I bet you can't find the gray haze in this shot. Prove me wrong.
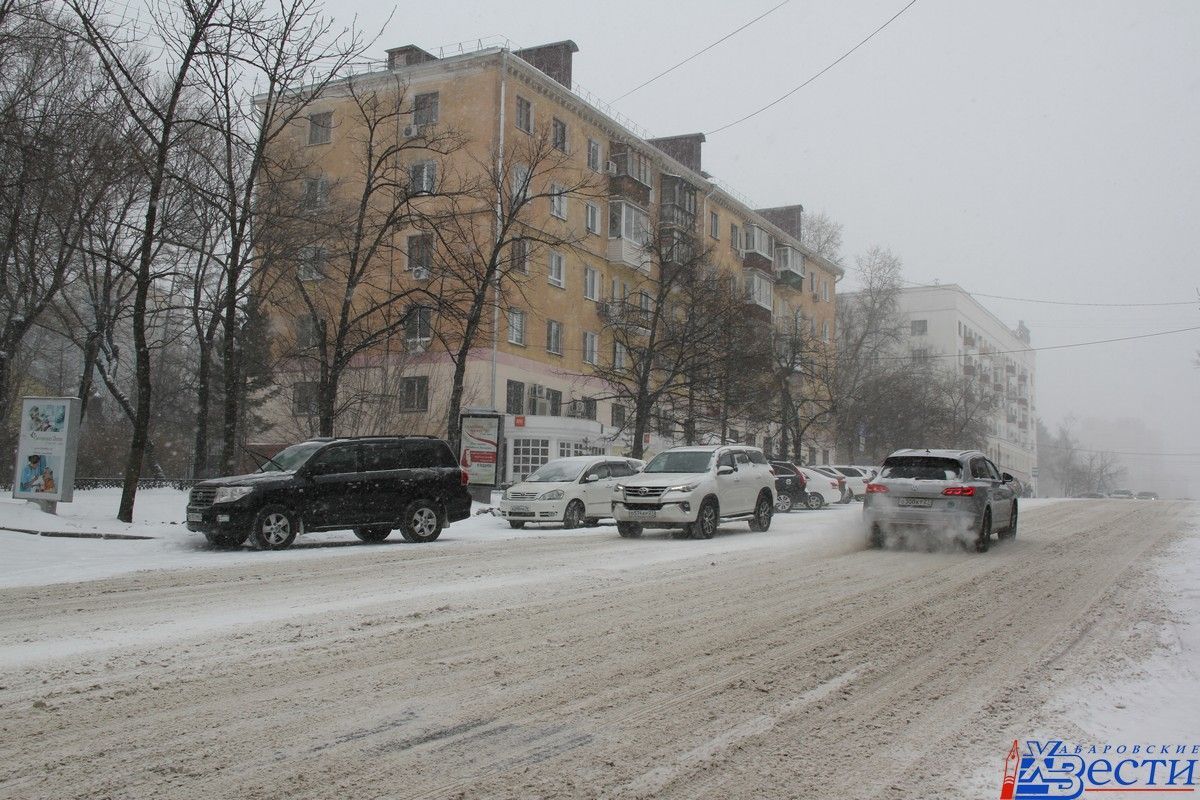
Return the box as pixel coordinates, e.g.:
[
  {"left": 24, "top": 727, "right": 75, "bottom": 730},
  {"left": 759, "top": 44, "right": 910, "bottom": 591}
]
[{"left": 335, "top": 0, "right": 1200, "bottom": 494}]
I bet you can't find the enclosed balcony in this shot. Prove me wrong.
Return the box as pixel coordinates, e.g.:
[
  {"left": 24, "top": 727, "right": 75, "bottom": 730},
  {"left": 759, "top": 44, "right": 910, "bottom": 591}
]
[
  {"left": 740, "top": 270, "right": 774, "bottom": 323},
  {"left": 607, "top": 144, "right": 652, "bottom": 206},
  {"left": 742, "top": 224, "right": 775, "bottom": 273},
  {"left": 775, "top": 245, "right": 805, "bottom": 288},
  {"left": 659, "top": 174, "right": 697, "bottom": 231},
  {"left": 607, "top": 200, "right": 651, "bottom": 271}
]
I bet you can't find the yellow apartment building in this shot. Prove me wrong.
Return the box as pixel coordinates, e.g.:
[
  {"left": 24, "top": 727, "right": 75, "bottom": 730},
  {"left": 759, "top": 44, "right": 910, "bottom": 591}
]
[{"left": 257, "top": 39, "right": 843, "bottom": 482}]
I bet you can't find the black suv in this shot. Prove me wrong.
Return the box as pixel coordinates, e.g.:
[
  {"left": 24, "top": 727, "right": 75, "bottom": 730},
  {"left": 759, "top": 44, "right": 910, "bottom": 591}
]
[{"left": 186, "top": 436, "right": 472, "bottom": 550}]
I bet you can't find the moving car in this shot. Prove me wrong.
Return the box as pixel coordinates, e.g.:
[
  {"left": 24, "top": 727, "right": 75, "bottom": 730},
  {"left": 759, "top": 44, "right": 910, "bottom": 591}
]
[
  {"left": 186, "top": 436, "right": 472, "bottom": 550},
  {"left": 862, "top": 448, "right": 1019, "bottom": 553},
  {"left": 797, "top": 466, "right": 842, "bottom": 508},
  {"left": 497, "top": 455, "right": 644, "bottom": 529},
  {"left": 770, "top": 460, "right": 807, "bottom": 512},
  {"left": 1136, "top": 491, "right": 1159, "bottom": 500},
  {"left": 1108, "top": 489, "right": 1135, "bottom": 499},
  {"left": 612, "top": 445, "right": 775, "bottom": 539}
]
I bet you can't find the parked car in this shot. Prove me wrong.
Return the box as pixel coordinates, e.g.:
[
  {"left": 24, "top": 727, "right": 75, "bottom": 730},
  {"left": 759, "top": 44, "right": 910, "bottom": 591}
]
[
  {"left": 809, "top": 466, "right": 849, "bottom": 503},
  {"left": 862, "top": 448, "right": 1019, "bottom": 553},
  {"left": 186, "top": 436, "right": 472, "bottom": 550},
  {"left": 770, "top": 460, "right": 807, "bottom": 512},
  {"left": 1108, "top": 489, "right": 1135, "bottom": 499},
  {"left": 797, "top": 466, "right": 842, "bottom": 508},
  {"left": 611, "top": 445, "right": 775, "bottom": 539},
  {"left": 497, "top": 455, "right": 644, "bottom": 529},
  {"left": 1075, "top": 492, "right": 1106, "bottom": 499},
  {"left": 828, "top": 465, "right": 872, "bottom": 501},
  {"left": 1135, "top": 491, "right": 1159, "bottom": 500}
]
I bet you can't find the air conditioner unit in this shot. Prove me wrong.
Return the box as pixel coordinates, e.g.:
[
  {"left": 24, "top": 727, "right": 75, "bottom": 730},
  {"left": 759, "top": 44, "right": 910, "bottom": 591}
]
[
  {"left": 604, "top": 160, "right": 618, "bottom": 175},
  {"left": 412, "top": 267, "right": 430, "bottom": 280},
  {"left": 402, "top": 124, "right": 420, "bottom": 138}
]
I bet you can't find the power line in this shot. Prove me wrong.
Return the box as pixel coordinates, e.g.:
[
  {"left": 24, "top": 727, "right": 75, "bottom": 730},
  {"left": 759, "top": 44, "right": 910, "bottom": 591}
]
[
  {"left": 1038, "top": 444, "right": 1200, "bottom": 458},
  {"left": 613, "top": 0, "right": 792, "bottom": 102},
  {"left": 877, "top": 323, "right": 1200, "bottom": 361},
  {"left": 953, "top": 287, "right": 1196, "bottom": 308},
  {"left": 708, "top": 0, "right": 920, "bottom": 135}
]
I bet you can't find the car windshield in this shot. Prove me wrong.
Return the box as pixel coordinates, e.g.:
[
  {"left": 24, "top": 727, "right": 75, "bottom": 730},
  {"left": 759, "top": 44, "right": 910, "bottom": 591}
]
[
  {"left": 257, "top": 441, "right": 325, "bottom": 472},
  {"left": 880, "top": 456, "right": 963, "bottom": 481},
  {"left": 644, "top": 451, "right": 713, "bottom": 473},
  {"left": 525, "top": 461, "right": 587, "bottom": 482}
]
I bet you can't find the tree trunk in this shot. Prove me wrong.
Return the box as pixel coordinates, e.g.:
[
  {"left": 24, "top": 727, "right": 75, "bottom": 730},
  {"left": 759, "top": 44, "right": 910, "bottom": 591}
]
[
  {"left": 77, "top": 330, "right": 100, "bottom": 418},
  {"left": 218, "top": 289, "right": 240, "bottom": 475},
  {"left": 445, "top": 353, "right": 469, "bottom": 455},
  {"left": 191, "top": 340, "right": 211, "bottom": 478}
]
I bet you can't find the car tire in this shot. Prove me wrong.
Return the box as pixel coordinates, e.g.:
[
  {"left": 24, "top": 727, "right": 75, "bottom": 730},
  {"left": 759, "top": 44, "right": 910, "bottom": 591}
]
[
  {"left": 749, "top": 491, "right": 773, "bottom": 532},
  {"left": 251, "top": 506, "right": 298, "bottom": 551},
  {"left": 509, "top": 520, "right": 526, "bottom": 530},
  {"left": 806, "top": 493, "right": 825, "bottom": 510},
  {"left": 204, "top": 531, "right": 248, "bottom": 549},
  {"left": 670, "top": 527, "right": 693, "bottom": 539},
  {"left": 399, "top": 499, "right": 442, "bottom": 543},
  {"left": 974, "top": 510, "right": 992, "bottom": 553},
  {"left": 775, "top": 492, "right": 793, "bottom": 513},
  {"left": 617, "top": 521, "right": 643, "bottom": 538},
  {"left": 353, "top": 526, "right": 391, "bottom": 543},
  {"left": 998, "top": 502, "right": 1018, "bottom": 540},
  {"left": 562, "top": 500, "right": 585, "bottom": 530},
  {"left": 693, "top": 499, "right": 719, "bottom": 539},
  {"left": 868, "top": 522, "right": 885, "bottom": 549}
]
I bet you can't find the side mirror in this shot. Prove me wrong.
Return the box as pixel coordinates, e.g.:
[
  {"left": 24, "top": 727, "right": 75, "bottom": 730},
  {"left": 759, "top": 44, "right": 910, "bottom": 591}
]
[
  {"left": 1002, "top": 472, "right": 1015, "bottom": 483},
  {"left": 717, "top": 465, "right": 734, "bottom": 476},
  {"left": 583, "top": 473, "right": 600, "bottom": 483}
]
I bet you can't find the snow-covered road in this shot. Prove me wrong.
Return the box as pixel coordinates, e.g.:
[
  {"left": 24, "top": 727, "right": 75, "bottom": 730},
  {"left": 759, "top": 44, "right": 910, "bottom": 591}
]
[{"left": 0, "top": 499, "right": 1195, "bottom": 799}]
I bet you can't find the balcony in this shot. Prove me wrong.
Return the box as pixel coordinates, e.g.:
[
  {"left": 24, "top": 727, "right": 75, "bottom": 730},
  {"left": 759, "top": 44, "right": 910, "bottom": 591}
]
[
  {"left": 607, "top": 200, "right": 651, "bottom": 271},
  {"left": 741, "top": 271, "right": 774, "bottom": 323},
  {"left": 607, "top": 146, "right": 652, "bottom": 206},
  {"left": 775, "top": 245, "right": 805, "bottom": 288},
  {"left": 659, "top": 175, "right": 697, "bottom": 231},
  {"left": 742, "top": 224, "right": 774, "bottom": 274}
]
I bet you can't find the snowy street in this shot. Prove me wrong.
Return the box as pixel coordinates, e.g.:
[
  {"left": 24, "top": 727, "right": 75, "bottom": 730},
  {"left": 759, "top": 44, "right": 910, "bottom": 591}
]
[{"left": 0, "top": 497, "right": 1196, "bottom": 799}]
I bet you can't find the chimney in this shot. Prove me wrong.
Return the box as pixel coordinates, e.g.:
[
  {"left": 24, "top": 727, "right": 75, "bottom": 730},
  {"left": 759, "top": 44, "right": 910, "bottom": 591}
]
[
  {"left": 756, "top": 204, "right": 805, "bottom": 241},
  {"left": 647, "top": 133, "right": 706, "bottom": 174},
  {"left": 386, "top": 45, "right": 437, "bottom": 70},
  {"left": 513, "top": 40, "right": 579, "bottom": 89}
]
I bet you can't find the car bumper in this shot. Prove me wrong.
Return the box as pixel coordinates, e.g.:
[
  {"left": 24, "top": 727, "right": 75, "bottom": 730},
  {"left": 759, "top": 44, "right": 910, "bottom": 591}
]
[
  {"left": 611, "top": 499, "right": 696, "bottom": 526},
  {"left": 185, "top": 504, "right": 257, "bottom": 534},
  {"left": 862, "top": 505, "right": 978, "bottom": 530},
  {"left": 497, "top": 498, "right": 568, "bottom": 522}
]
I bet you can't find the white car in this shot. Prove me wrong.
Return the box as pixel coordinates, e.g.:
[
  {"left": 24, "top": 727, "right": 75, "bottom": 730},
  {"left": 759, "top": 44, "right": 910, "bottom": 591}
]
[
  {"left": 498, "top": 456, "right": 644, "bottom": 529},
  {"left": 797, "top": 466, "right": 842, "bottom": 508},
  {"left": 815, "top": 464, "right": 871, "bottom": 502},
  {"left": 611, "top": 445, "right": 775, "bottom": 539}
]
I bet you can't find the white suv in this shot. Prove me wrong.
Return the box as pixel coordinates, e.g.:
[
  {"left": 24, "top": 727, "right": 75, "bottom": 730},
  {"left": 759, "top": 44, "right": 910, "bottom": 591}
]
[
  {"left": 611, "top": 445, "right": 776, "bottom": 539},
  {"left": 498, "top": 455, "right": 644, "bottom": 529}
]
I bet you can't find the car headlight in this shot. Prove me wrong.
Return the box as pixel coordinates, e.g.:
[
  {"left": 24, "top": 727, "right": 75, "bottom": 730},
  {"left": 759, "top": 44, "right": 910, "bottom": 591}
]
[
  {"left": 613, "top": 484, "right": 625, "bottom": 493},
  {"left": 538, "top": 489, "right": 564, "bottom": 501},
  {"left": 666, "top": 482, "right": 700, "bottom": 493},
  {"left": 214, "top": 486, "right": 254, "bottom": 504}
]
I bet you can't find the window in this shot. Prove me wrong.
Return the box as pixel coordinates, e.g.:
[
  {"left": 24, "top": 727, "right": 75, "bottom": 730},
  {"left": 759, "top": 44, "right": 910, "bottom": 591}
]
[
  {"left": 362, "top": 443, "right": 404, "bottom": 471},
  {"left": 809, "top": 271, "right": 817, "bottom": 293},
  {"left": 583, "top": 266, "right": 599, "bottom": 300},
  {"left": 507, "top": 308, "right": 525, "bottom": 345},
  {"left": 730, "top": 223, "right": 740, "bottom": 253},
  {"left": 552, "top": 118, "right": 567, "bottom": 152},
  {"left": 657, "top": 415, "right": 674, "bottom": 438},
  {"left": 307, "top": 111, "right": 332, "bottom": 145},
  {"left": 822, "top": 320, "right": 830, "bottom": 342},
  {"left": 511, "top": 238, "right": 529, "bottom": 273},
  {"left": 404, "top": 306, "right": 433, "bottom": 346},
  {"left": 399, "top": 376, "right": 428, "bottom": 412},
  {"left": 511, "top": 163, "right": 530, "bottom": 205},
  {"left": 511, "top": 438, "right": 549, "bottom": 482},
  {"left": 808, "top": 446, "right": 817, "bottom": 465},
  {"left": 710, "top": 210, "right": 719, "bottom": 239},
  {"left": 608, "top": 201, "right": 650, "bottom": 244},
  {"left": 546, "top": 388, "right": 562, "bottom": 416},
  {"left": 587, "top": 138, "right": 601, "bottom": 171},
  {"left": 307, "top": 444, "right": 357, "bottom": 475},
  {"left": 611, "top": 403, "right": 626, "bottom": 428},
  {"left": 822, "top": 280, "right": 830, "bottom": 302},
  {"left": 729, "top": 429, "right": 740, "bottom": 443},
  {"left": 548, "top": 251, "right": 564, "bottom": 287},
  {"left": 409, "top": 161, "right": 436, "bottom": 194},
  {"left": 407, "top": 234, "right": 433, "bottom": 275},
  {"left": 550, "top": 184, "right": 567, "bottom": 219},
  {"left": 302, "top": 176, "right": 329, "bottom": 210},
  {"left": 413, "top": 92, "right": 439, "bottom": 126},
  {"left": 911, "top": 319, "right": 928, "bottom": 336},
  {"left": 506, "top": 379, "right": 525, "bottom": 415},
  {"left": 613, "top": 341, "right": 627, "bottom": 369},
  {"left": 746, "top": 433, "right": 756, "bottom": 448},
  {"left": 298, "top": 246, "right": 325, "bottom": 281},
  {"left": 583, "top": 396, "right": 597, "bottom": 420},
  {"left": 746, "top": 271, "right": 773, "bottom": 309},
  {"left": 822, "top": 449, "right": 830, "bottom": 464},
  {"left": 617, "top": 149, "right": 651, "bottom": 186},
  {"left": 585, "top": 202, "right": 599, "bottom": 234},
  {"left": 515, "top": 96, "right": 532, "bottom": 133},
  {"left": 546, "top": 320, "right": 563, "bottom": 354},
  {"left": 582, "top": 331, "right": 598, "bottom": 364},
  {"left": 292, "top": 381, "right": 318, "bottom": 415},
  {"left": 295, "top": 314, "right": 321, "bottom": 349}
]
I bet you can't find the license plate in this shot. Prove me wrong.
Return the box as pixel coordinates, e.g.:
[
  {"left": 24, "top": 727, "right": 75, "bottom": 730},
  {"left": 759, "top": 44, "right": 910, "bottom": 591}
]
[
  {"left": 897, "top": 497, "right": 932, "bottom": 508},
  {"left": 187, "top": 512, "right": 203, "bottom": 522},
  {"left": 511, "top": 505, "right": 530, "bottom": 512},
  {"left": 629, "top": 509, "right": 657, "bottom": 520}
]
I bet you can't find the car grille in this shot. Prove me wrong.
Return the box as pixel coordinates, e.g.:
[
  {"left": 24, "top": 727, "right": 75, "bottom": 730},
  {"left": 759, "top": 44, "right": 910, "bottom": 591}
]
[
  {"left": 507, "top": 491, "right": 540, "bottom": 501},
  {"left": 189, "top": 487, "right": 216, "bottom": 507},
  {"left": 623, "top": 486, "right": 667, "bottom": 499}
]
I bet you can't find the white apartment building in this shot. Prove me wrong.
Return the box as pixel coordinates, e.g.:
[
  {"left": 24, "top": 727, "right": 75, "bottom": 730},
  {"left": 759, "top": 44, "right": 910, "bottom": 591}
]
[{"left": 896, "top": 284, "right": 1038, "bottom": 483}]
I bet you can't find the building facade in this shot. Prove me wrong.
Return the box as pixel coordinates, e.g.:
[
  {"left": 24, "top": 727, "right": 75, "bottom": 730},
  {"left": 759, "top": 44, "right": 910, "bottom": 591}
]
[
  {"left": 257, "top": 40, "right": 842, "bottom": 482},
  {"left": 894, "top": 285, "right": 1038, "bottom": 483}
]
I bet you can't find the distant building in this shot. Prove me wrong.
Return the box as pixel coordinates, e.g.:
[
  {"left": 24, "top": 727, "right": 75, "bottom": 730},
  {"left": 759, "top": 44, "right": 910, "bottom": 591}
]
[{"left": 895, "top": 284, "right": 1037, "bottom": 483}]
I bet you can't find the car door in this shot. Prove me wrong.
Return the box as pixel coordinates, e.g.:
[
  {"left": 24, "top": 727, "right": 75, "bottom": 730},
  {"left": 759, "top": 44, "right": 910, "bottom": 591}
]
[
  {"left": 361, "top": 442, "right": 405, "bottom": 525},
  {"left": 733, "top": 451, "right": 756, "bottom": 512},
  {"left": 302, "top": 444, "right": 366, "bottom": 529},
  {"left": 579, "top": 462, "right": 611, "bottom": 516},
  {"left": 985, "top": 458, "right": 1015, "bottom": 526},
  {"left": 715, "top": 450, "right": 742, "bottom": 515},
  {"left": 968, "top": 457, "right": 999, "bottom": 523}
]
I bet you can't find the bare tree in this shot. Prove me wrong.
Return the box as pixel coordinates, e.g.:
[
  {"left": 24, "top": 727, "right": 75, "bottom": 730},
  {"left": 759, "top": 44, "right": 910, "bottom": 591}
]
[{"left": 799, "top": 210, "right": 844, "bottom": 263}]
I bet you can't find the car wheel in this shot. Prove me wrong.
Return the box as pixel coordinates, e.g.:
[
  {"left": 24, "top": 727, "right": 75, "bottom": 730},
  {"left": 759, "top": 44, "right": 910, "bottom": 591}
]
[
  {"left": 399, "top": 499, "right": 442, "bottom": 543},
  {"left": 998, "top": 502, "right": 1018, "bottom": 540},
  {"left": 868, "top": 522, "right": 885, "bottom": 549},
  {"left": 775, "top": 492, "right": 793, "bottom": 513},
  {"left": 204, "top": 531, "right": 248, "bottom": 549},
  {"left": 509, "top": 520, "right": 526, "bottom": 530},
  {"left": 693, "top": 499, "right": 718, "bottom": 539},
  {"left": 749, "top": 492, "right": 773, "bottom": 532},
  {"left": 806, "top": 493, "right": 825, "bottom": 510},
  {"left": 251, "top": 506, "right": 298, "bottom": 551},
  {"left": 974, "top": 510, "right": 992, "bottom": 553},
  {"left": 617, "top": 521, "right": 643, "bottom": 538},
  {"left": 353, "top": 526, "right": 391, "bottom": 543},
  {"left": 671, "top": 527, "right": 693, "bottom": 539},
  {"left": 562, "top": 500, "right": 585, "bottom": 530}
]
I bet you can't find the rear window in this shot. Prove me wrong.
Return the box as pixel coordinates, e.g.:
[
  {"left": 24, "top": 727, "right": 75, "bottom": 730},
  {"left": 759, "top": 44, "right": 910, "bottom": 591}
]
[
  {"left": 400, "top": 440, "right": 456, "bottom": 468},
  {"left": 880, "top": 456, "right": 963, "bottom": 481},
  {"left": 836, "top": 467, "right": 863, "bottom": 477},
  {"left": 771, "top": 462, "right": 797, "bottom": 475},
  {"left": 747, "top": 450, "right": 768, "bottom": 465}
]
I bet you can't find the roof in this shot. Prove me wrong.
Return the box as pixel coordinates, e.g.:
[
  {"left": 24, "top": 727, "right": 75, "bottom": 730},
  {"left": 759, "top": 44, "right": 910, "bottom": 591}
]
[{"left": 885, "top": 448, "right": 984, "bottom": 460}]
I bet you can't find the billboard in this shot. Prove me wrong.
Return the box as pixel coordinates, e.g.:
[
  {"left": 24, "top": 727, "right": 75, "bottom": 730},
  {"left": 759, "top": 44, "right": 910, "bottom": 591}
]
[
  {"left": 13, "top": 397, "right": 82, "bottom": 503},
  {"left": 458, "top": 413, "right": 501, "bottom": 486}
]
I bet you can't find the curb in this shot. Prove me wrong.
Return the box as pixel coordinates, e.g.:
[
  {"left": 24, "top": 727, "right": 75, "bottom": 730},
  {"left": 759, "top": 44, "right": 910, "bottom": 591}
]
[{"left": 0, "top": 527, "right": 158, "bottom": 541}]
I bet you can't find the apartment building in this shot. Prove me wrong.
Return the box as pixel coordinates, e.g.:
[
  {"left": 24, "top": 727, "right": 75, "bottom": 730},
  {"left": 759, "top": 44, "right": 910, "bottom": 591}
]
[
  {"left": 895, "top": 285, "right": 1038, "bottom": 483},
  {"left": 259, "top": 39, "right": 842, "bottom": 482}
]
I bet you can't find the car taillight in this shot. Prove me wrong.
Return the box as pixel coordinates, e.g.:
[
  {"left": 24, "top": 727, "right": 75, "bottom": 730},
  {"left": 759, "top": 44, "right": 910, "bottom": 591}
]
[
  {"left": 460, "top": 468, "right": 469, "bottom": 486},
  {"left": 830, "top": 480, "right": 839, "bottom": 488},
  {"left": 942, "top": 486, "right": 975, "bottom": 496},
  {"left": 866, "top": 483, "right": 888, "bottom": 493},
  {"left": 769, "top": 466, "right": 777, "bottom": 475}
]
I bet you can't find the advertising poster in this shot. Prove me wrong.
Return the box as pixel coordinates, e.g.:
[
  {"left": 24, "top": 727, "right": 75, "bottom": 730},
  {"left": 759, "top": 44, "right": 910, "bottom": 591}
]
[
  {"left": 458, "top": 413, "right": 500, "bottom": 486},
  {"left": 13, "top": 397, "right": 82, "bottom": 502}
]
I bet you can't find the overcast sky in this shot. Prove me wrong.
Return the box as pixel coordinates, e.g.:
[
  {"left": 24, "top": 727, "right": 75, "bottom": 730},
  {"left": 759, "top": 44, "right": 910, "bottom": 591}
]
[{"left": 334, "top": 0, "right": 1200, "bottom": 492}]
